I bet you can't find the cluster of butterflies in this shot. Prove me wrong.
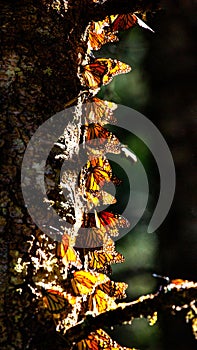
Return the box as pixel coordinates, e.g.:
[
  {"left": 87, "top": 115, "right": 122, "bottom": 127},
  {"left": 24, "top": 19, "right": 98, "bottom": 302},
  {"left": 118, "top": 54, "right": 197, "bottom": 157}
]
[
  {"left": 53, "top": 95, "right": 131, "bottom": 248},
  {"left": 79, "top": 12, "right": 154, "bottom": 93},
  {"left": 41, "top": 232, "right": 131, "bottom": 348},
  {"left": 41, "top": 94, "right": 132, "bottom": 347},
  {"left": 40, "top": 9, "right": 155, "bottom": 350}
]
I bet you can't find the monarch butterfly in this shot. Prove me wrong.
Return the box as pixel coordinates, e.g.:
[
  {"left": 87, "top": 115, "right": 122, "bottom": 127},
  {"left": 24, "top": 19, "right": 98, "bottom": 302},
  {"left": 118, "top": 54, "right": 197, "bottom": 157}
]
[
  {"left": 80, "top": 157, "right": 112, "bottom": 192},
  {"left": 88, "top": 249, "right": 125, "bottom": 271},
  {"left": 81, "top": 58, "right": 131, "bottom": 90},
  {"left": 80, "top": 157, "right": 120, "bottom": 196},
  {"left": 81, "top": 123, "right": 120, "bottom": 148},
  {"left": 80, "top": 123, "right": 122, "bottom": 156},
  {"left": 95, "top": 211, "right": 127, "bottom": 234},
  {"left": 87, "top": 280, "right": 128, "bottom": 315},
  {"left": 71, "top": 270, "right": 109, "bottom": 295},
  {"left": 56, "top": 234, "right": 82, "bottom": 269},
  {"left": 90, "top": 157, "right": 121, "bottom": 185},
  {"left": 84, "top": 97, "right": 117, "bottom": 125},
  {"left": 41, "top": 288, "right": 69, "bottom": 314},
  {"left": 110, "top": 13, "right": 154, "bottom": 33},
  {"left": 81, "top": 123, "right": 122, "bottom": 156},
  {"left": 88, "top": 21, "right": 118, "bottom": 51},
  {"left": 82, "top": 211, "right": 130, "bottom": 237},
  {"left": 75, "top": 328, "right": 133, "bottom": 350}
]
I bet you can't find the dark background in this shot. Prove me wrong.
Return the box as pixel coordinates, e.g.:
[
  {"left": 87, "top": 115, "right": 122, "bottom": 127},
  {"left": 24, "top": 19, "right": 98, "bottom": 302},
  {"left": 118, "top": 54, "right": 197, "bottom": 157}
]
[{"left": 97, "top": 1, "right": 196, "bottom": 349}]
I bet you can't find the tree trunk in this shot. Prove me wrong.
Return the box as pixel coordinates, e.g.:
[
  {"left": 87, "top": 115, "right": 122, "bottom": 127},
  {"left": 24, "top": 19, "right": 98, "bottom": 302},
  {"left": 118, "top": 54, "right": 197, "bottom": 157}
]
[{"left": 0, "top": 1, "right": 165, "bottom": 349}]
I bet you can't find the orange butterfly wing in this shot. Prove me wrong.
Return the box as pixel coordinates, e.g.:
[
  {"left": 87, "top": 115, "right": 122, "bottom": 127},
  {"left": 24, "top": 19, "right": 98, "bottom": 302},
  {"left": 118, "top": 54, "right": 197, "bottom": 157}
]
[
  {"left": 88, "top": 289, "right": 117, "bottom": 315},
  {"left": 82, "top": 211, "right": 130, "bottom": 237},
  {"left": 88, "top": 21, "right": 118, "bottom": 51},
  {"left": 79, "top": 157, "right": 117, "bottom": 201},
  {"left": 81, "top": 60, "right": 109, "bottom": 89},
  {"left": 83, "top": 124, "right": 112, "bottom": 144},
  {"left": 81, "top": 124, "right": 120, "bottom": 155},
  {"left": 56, "top": 234, "right": 82, "bottom": 269},
  {"left": 76, "top": 227, "right": 120, "bottom": 250},
  {"left": 76, "top": 328, "right": 133, "bottom": 350},
  {"left": 81, "top": 58, "right": 131, "bottom": 90},
  {"left": 170, "top": 279, "right": 189, "bottom": 285},
  {"left": 111, "top": 13, "right": 137, "bottom": 31},
  {"left": 42, "top": 288, "right": 69, "bottom": 314},
  {"left": 87, "top": 280, "right": 127, "bottom": 315},
  {"left": 86, "top": 190, "right": 116, "bottom": 206},
  {"left": 102, "top": 59, "right": 131, "bottom": 85},
  {"left": 75, "top": 227, "right": 107, "bottom": 249},
  {"left": 83, "top": 157, "right": 113, "bottom": 190},
  {"left": 71, "top": 270, "right": 109, "bottom": 295},
  {"left": 84, "top": 97, "right": 117, "bottom": 125},
  {"left": 98, "top": 211, "right": 129, "bottom": 228},
  {"left": 88, "top": 250, "right": 125, "bottom": 271},
  {"left": 111, "top": 13, "right": 154, "bottom": 33},
  {"left": 98, "top": 280, "right": 128, "bottom": 299}
]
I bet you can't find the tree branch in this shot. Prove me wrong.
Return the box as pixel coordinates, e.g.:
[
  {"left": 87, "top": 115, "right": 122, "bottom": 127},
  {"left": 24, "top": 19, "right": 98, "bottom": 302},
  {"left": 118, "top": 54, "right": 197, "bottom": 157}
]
[{"left": 65, "top": 282, "right": 197, "bottom": 345}]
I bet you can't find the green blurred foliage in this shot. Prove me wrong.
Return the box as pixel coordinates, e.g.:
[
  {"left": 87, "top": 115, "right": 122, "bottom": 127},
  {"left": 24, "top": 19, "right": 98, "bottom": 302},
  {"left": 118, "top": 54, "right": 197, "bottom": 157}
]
[{"left": 108, "top": 320, "right": 162, "bottom": 350}]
